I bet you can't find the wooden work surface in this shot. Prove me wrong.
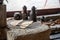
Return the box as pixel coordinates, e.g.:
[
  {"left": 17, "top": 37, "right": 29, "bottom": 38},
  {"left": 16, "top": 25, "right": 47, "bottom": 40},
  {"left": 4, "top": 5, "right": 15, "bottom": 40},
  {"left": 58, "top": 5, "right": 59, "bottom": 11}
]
[{"left": 7, "top": 17, "right": 50, "bottom": 40}]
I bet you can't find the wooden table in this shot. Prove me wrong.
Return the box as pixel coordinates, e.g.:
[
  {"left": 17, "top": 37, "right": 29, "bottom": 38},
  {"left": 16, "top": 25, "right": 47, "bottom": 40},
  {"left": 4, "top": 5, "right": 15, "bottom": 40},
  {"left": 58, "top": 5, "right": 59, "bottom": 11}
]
[{"left": 7, "top": 17, "right": 51, "bottom": 40}]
